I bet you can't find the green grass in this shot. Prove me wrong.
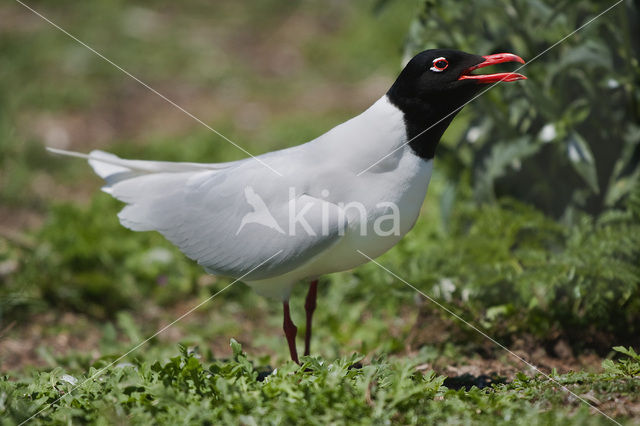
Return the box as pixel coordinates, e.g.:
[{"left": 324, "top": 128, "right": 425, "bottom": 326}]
[{"left": 2, "top": 343, "right": 639, "bottom": 425}]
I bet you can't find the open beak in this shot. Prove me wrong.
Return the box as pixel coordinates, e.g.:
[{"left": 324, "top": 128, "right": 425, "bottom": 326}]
[{"left": 458, "top": 53, "right": 527, "bottom": 83}]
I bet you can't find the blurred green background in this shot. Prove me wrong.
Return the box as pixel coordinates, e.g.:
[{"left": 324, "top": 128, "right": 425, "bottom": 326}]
[{"left": 1, "top": 0, "right": 638, "bottom": 378}]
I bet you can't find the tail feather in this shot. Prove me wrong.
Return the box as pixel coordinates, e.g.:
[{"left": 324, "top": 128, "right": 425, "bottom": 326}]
[
  {"left": 88, "top": 150, "right": 137, "bottom": 182},
  {"left": 46, "top": 147, "right": 238, "bottom": 231},
  {"left": 47, "top": 147, "right": 241, "bottom": 180}
]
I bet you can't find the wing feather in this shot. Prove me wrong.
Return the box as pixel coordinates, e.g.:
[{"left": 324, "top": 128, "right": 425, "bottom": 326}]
[{"left": 49, "top": 147, "right": 345, "bottom": 281}]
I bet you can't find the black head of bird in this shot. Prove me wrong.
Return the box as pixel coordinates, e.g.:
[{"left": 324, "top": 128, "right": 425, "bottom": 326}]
[{"left": 387, "top": 49, "right": 526, "bottom": 159}]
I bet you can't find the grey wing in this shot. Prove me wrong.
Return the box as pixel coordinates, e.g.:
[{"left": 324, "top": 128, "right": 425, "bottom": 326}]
[{"left": 108, "top": 166, "right": 347, "bottom": 281}]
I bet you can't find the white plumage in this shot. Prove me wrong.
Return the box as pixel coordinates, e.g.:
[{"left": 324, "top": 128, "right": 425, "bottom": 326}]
[{"left": 49, "top": 96, "right": 432, "bottom": 300}]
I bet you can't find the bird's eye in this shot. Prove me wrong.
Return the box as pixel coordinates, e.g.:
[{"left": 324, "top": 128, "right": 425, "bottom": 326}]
[{"left": 430, "top": 57, "right": 448, "bottom": 72}]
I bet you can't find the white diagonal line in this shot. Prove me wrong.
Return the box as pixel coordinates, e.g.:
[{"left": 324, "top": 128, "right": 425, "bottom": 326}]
[
  {"left": 15, "top": 0, "right": 283, "bottom": 177},
  {"left": 356, "top": 250, "right": 621, "bottom": 425},
  {"left": 357, "top": 0, "right": 624, "bottom": 176},
  {"left": 19, "top": 249, "right": 284, "bottom": 426}
]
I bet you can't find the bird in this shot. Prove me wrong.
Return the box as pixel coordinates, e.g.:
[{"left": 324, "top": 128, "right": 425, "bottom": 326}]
[{"left": 48, "top": 49, "right": 526, "bottom": 363}]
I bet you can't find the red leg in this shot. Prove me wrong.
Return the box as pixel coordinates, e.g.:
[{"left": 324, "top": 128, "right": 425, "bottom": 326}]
[
  {"left": 282, "top": 301, "right": 299, "bottom": 364},
  {"left": 304, "top": 279, "right": 318, "bottom": 356}
]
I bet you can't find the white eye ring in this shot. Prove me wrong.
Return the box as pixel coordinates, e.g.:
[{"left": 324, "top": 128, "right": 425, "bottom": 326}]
[{"left": 430, "top": 57, "right": 448, "bottom": 72}]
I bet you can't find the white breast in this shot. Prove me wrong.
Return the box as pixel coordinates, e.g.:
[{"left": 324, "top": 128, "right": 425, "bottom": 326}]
[
  {"left": 246, "top": 97, "right": 434, "bottom": 299},
  {"left": 302, "top": 151, "right": 432, "bottom": 276}
]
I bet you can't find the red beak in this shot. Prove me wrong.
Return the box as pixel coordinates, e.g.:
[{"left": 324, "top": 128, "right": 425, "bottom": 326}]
[{"left": 458, "top": 53, "right": 527, "bottom": 83}]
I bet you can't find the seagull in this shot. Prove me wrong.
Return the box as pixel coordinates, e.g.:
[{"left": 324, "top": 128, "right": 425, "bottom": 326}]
[{"left": 48, "top": 49, "right": 525, "bottom": 363}]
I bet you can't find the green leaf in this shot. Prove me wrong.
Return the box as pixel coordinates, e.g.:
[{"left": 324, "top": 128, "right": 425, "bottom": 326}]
[
  {"left": 230, "top": 338, "right": 243, "bottom": 359},
  {"left": 613, "top": 346, "right": 640, "bottom": 361},
  {"left": 566, "top": 132, "right": 599, "bottom": 194},
  {"left": 606, "top": 124, "right": 640, "bottom": 205},
  {"left": 476, "top": 137, "right": 541, "bottom": 200}
]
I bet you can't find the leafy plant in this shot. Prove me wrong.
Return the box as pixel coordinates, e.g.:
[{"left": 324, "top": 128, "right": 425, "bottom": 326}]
[
  {"left": 3, "top": 342, "right": 638, "bottom": 425},
  {"left": 0, "top": 342, "right": 446, "bottom": 425},
  {"left": 602, "top": 346, "right": 640, "bottom": 377}
]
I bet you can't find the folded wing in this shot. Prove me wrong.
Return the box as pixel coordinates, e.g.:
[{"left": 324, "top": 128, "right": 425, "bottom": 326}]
[{"left": 49, "top": 148, "right": 346, "bottom": 281}]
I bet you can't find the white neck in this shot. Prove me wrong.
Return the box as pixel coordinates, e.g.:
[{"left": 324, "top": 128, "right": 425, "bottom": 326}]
[{"left": 311, "top": 95, "right": 409, "bottom": 162}]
